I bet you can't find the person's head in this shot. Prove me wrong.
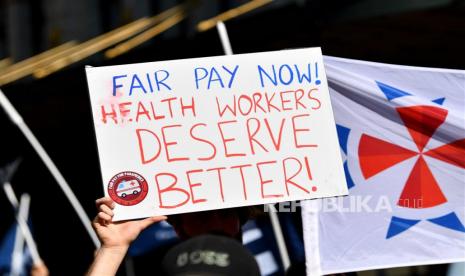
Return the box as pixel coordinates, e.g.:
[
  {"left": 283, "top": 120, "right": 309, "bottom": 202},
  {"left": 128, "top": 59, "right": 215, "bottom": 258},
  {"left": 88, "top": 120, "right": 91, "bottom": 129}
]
[
  {"left": 162, "top": 234, "right": 260, "bottom": 276},
  {"left": 167, "top": 207, "right": 260, "bottom": 241}
]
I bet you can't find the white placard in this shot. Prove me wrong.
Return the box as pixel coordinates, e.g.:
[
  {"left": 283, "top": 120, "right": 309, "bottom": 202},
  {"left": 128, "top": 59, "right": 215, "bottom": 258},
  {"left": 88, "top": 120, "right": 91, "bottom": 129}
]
[{"left": 85, "top": 48, "right": 348, "bottom": 221}]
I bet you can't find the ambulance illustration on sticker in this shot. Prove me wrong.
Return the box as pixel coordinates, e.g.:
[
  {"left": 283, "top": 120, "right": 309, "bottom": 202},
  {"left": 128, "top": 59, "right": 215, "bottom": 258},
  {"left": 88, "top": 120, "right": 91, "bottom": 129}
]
[{"left": 108, "top": 171, "right": 148, "bottom": 206}]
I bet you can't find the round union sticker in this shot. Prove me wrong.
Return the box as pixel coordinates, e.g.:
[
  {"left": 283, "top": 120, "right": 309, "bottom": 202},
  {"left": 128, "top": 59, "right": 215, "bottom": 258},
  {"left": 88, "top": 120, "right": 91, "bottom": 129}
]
[{"left": 108, "top": 171, "right": 148, "bottom": 206}]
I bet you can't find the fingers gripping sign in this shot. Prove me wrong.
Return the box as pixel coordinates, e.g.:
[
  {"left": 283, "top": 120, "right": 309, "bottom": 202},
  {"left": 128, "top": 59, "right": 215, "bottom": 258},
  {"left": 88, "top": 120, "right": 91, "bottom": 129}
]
[{"left": 92, "top": 197, "right": 167, "bottom": 248}]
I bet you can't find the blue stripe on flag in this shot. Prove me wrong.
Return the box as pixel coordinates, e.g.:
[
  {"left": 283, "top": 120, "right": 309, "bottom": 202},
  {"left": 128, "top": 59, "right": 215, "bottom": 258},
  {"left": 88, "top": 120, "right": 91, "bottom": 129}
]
[
  {"left": 376, "top": 81, "right": 411, "bottom": 101},
  {"left": 432, "top": 97, "right": 446, "bottom": 105},
  {"left": 386, "top": 216, "right": 421, "bottom": 239},
  {"left": 343, "top": 161, "right": 355, "bottom": 189},
  {"left": 336, "top": 124, "right": 350, "bottom": 155},
  {"left": 428, "top": 212, "right": 465, "bottom": 233}
]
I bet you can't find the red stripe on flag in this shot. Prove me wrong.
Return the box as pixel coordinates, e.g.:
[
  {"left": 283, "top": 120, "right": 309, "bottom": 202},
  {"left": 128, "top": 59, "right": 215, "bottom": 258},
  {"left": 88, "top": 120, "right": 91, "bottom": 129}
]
[
  {"left": 359, "top": 134, "right": 417, "bottom": 179},
  {"left": 396, "top": 105, "right": 448, "bottom": 152},
  {"left": 425, "top": 139, "right": 465, "bottom": 169},
  {"left": 398, "top": 156, "right": 447, "bottom": 208}
]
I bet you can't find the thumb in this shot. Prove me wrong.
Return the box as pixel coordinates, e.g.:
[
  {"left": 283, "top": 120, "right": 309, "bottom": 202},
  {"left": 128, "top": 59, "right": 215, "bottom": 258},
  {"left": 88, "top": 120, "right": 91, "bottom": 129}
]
[{"left": 137, "top": 216, "right": 167, "bottom": 230}]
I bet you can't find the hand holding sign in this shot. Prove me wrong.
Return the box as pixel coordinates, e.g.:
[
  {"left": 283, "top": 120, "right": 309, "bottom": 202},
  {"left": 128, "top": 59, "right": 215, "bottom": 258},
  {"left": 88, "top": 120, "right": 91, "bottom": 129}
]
[
  {"left": 88, "top": 197, "right": 166, "bottom": 276},
  {"left": 93, "top": 197, "right": 167, "bottom": 248},
  {"left": 86, "top": 48, "right": 348, "bottom": 221}
]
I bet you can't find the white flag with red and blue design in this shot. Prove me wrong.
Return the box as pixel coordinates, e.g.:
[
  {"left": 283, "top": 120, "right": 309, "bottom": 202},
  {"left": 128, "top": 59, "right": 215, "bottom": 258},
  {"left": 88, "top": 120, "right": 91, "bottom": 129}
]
[{"left": 302, "top": 56, "right": 465, "bottom": 275}]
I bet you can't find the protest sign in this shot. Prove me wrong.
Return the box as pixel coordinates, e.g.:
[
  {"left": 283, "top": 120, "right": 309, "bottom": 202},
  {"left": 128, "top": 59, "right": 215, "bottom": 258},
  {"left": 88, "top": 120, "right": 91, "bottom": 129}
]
[{"left": 85, "top": 48, "right": 348, "bottom": 221}]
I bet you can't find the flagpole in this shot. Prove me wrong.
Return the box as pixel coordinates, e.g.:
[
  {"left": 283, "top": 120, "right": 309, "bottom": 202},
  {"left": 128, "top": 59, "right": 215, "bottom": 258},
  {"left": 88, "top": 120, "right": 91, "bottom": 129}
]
[
  {"left": 215, "top": 21, "right": 291, "bottom": 271},
  {"left": 216, "top": 22, "right": 233, "bottom": 56},
  {"left": 11, "top": 193, "right": 30, "bottom": 276},
  {"left": 2, "top": 183, "right": 41, "bottom": 265},
  {"left": 0, "top": 89, "right": 100, "bottom": 248}
]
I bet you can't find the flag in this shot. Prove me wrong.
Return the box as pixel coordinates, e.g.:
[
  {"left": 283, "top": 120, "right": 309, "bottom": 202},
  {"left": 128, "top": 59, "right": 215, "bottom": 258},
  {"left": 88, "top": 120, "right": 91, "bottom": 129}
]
[
  {"left": 303, "top": 56, "right": 465, "bottom": 274},
  {"left": 0, "top": 159, "right": 21, "bottom": 184},
  {"left": 279, "top": 212, "right": 305, "bottom": 265},
  {"left": 243, "top": 218, "right": 284, "bottom": 276},
  {"left": 0, "top": 222, "right": 32, "bottom": 276},
  {"left": 128, "top": 220, "right": 178, "bottom": 256}
]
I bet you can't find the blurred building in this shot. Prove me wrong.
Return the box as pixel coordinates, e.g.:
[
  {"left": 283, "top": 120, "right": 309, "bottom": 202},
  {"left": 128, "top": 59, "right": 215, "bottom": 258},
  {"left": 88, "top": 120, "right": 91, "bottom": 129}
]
[{"left": 1, "top": 0, "right": 462, "bottom": 62}]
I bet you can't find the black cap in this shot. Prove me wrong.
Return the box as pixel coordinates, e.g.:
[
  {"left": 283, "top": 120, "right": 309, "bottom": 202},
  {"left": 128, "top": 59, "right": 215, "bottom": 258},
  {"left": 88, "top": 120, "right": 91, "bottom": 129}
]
[{"left": 162, "top": 234, "right": 261, "bottom": 276}]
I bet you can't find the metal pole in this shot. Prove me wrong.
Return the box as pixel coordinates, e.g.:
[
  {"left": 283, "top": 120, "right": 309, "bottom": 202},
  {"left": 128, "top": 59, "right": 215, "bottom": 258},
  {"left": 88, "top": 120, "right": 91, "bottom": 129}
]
[
  {"left": 216, "top": 22, "right": 233, "bottom": 56},
  {"left": 268, "top": 207, "right": 291, "bottom": 269},
  {"left": 2, "top": 184, "right": 41, "bottom": 265},
  {"left": 0, "top": 89, "right": 100, "bottom": 248},
  {"left": 11, "top": 193, "right": 31, "bottom": 276},
  {"left": 215, "top": 21, "right": 291, "bottom": 271}
]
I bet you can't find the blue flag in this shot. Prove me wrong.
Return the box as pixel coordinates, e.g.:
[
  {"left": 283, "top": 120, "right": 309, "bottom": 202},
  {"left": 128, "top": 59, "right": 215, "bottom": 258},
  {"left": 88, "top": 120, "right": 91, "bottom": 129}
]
[
  {"left": 128, "top": 221, "right": 179, "bottom": 257},
  {"left": 0, "top": 222, "right": 32, "bottom": 276},
  {"left": 243, "top": 218, "right": 285, "bottom": 276}
]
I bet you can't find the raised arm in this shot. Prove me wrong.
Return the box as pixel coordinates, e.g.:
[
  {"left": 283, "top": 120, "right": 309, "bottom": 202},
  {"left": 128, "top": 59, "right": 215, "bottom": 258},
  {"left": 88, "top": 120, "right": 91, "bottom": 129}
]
[{"left": 86, "top": 197, "right": 166, "bottom": 276}]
